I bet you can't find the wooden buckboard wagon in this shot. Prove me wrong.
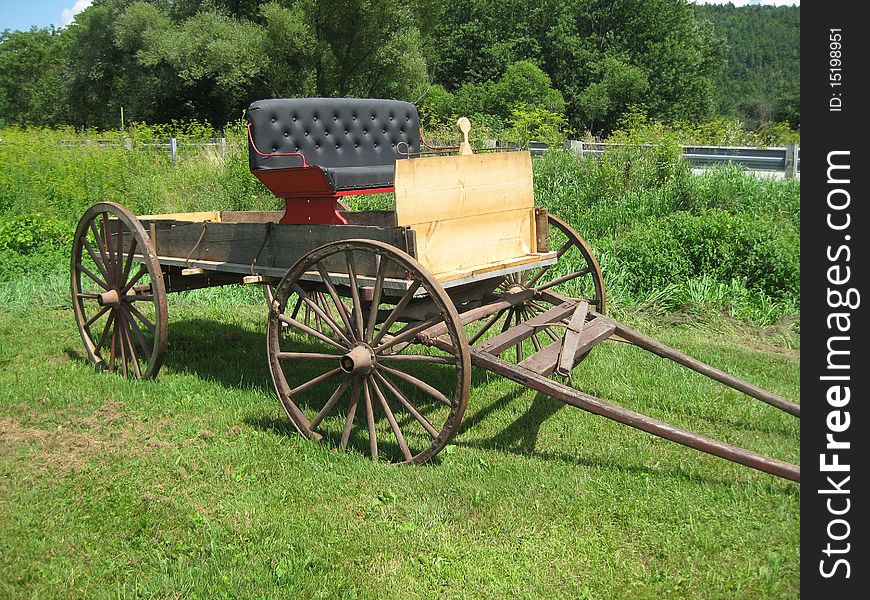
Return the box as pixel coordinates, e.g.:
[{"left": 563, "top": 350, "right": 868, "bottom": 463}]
[{"left": 70, "top": 98, "right": 800, "bottom": 481}]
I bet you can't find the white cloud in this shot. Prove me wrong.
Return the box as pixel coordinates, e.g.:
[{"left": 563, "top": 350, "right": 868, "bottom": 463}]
[{"left": 58, "top": 0, "right": 93, "bottom": 28}]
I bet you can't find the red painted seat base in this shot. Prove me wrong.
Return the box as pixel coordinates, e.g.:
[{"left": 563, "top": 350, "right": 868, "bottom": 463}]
[{"left": 252, "top": 166, "right": 392, "bottom": 225}]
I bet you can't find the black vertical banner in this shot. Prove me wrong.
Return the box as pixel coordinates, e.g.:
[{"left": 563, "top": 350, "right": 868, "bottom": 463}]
[{"left": 802, "top": 2, "right": 868, "bottom": 597}]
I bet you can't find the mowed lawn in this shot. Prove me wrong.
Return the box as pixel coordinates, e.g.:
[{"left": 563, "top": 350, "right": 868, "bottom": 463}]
[{"left": 0, "top": 298, "right": 799, "bottom": 598}]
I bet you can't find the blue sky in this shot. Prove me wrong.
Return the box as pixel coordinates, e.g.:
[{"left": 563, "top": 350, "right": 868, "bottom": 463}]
[
  {"left": 2, "top": 0, "right": 93, "bottom": 32},
  {"left": 1, "top": 0, "right": 799, "bottom": 34}
]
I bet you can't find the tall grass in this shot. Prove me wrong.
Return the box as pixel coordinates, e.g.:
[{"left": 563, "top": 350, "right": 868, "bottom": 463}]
[{"left": 1, "top": 129, "right": 799, "bottom": 325}]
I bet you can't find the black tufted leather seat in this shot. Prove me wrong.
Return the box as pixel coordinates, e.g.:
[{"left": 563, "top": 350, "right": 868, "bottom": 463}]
[{"left": 247, "top": 98, "right": 421, "bottom": 191}]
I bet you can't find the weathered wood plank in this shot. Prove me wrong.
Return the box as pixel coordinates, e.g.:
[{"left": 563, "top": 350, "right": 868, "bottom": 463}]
[
  {"left": 148, "top": 221, "right": 415, "bottom": 279},
  {"left": 518, "top": 317, "right": 614, "bottom": 377},
  {"left": 476, "top": 301, "right": 578, "bottom": 355},
  {"left": 137, "top": 211, "right": 222, "bottom": 222},
  {"left": 556, "top": 301, "right": 589, "bottom": 377}
]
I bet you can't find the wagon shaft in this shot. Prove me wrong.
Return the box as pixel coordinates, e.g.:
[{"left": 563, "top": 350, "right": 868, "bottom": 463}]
[{"left": 423, "top": 295, "right": 800, "bottom": 483}]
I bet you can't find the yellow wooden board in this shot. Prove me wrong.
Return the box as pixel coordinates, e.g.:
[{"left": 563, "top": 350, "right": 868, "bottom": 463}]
[
  {"left": 395, "top": 152, "right": 534, "bottom": 226},
  {"left": 435, "top": 251, "right": 558, "bottom": 284},
  {"left": 394, "top": 151, "right": 537, "bottom": 276},
  {"left": 413, "top": 207, "right": 536, "bottom": 275},
  {"left": 137, "top": 211, "right": 222, "bottom": 222}
]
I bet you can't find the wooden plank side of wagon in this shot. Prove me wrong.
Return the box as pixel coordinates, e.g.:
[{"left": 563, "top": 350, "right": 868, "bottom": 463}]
[
  {"left": 140, "top": 221, "right": 416, "bottom": 280},
  {"left": 394, "top": 151, "right": 539, "bottom": 278}
]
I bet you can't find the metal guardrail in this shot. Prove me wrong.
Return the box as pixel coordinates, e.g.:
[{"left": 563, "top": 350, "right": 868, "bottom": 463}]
[{"left": 561, "top": 140, "right": 800, "bottom": 177}]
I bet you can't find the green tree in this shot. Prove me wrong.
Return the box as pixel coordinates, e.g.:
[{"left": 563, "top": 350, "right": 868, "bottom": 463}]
[{"left": 0, "top": 28, "right": 66, "bottom": 126}]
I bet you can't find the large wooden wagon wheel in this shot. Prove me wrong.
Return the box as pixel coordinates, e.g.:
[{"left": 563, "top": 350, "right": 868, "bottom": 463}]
[
  {"left": 71, "top": 202, "right": 168, "bottom": 379},
  {"left": 267, "top": 240, "right": 471, "bottom": 463},
  {"left": 468, "top": 211, "right": 606, "bottom": 364}
]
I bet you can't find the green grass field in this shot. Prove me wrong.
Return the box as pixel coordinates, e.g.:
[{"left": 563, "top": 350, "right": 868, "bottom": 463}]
[
  {"left": 1, "top": 293, "right": 798, "bottom": 598},
  {"left": 1, "top": 132, "right": 800, "bottom": 597}
]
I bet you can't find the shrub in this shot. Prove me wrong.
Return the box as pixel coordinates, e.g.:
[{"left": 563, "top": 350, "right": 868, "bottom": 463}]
[
  {"left": 0, "top": 213, "right": 72, "bottom": 255},
  {"left": 604, "top": 209, "right": 799, "bottom": 301}
]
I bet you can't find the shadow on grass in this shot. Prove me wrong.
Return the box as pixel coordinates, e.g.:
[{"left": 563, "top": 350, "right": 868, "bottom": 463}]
[{"left": 163, "top": 318, "right": 273, "bottom": 389}]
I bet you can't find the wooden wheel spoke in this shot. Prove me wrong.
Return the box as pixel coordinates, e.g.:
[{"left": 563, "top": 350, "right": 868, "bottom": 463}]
[
  {"left": 310, "top": 377, "right": 352, "bottom": 429},
  {"left": 289, "top": 295, "right": 304, "bottom": 321},
  {"left": 378, "top": 365, "right": 453, "bottom": 407},
  {"left": 525, "top": 310, "right": 544, "bottom": 352},
  {"left": 114, "top": 221, "right": 127, "bottom": 287},
  {"left": 84, "top": 305, "right": 110, "bottom": 330},
  {"left": 541, "top": 324, "right": 560, "bottom": 341},
  {"left": 76, "top": 262, "right": 110, "bottom": 290},
  {"left": 373, "top": 316, "right": 443, "bottom": 354},
  {"left": 100, "top": 214, "right": 116, "bottom": 277},
  {"left": 118, "top": 310, "right": 142, "bottom": 378},
  {"left": 315, "top": 263, "right": 357, "bottom": 340},
  {"left": 468, "top": 308, "right": 507, "bottom": 345},
  {"left": 344, "top": 251, "right": 366, "bottom": 339},
  {"left": 290, "top": 283, "right": 354, "bottom": 346},
  {"left": 365, "top": 255, "right": 387, "bottom": 342},
  {"left": 370, "top": 280, "right": 422, "bottom": 347},
  {"left": 535, "top": 267, "right": 592, "bottom": 292},
  {"left": 339, "top": 382, "right": 361, "bottom": 451},
  {"left": 128, "top": 303, "right": 156, "bottom": 335},
  {"left": 125, "top": 308, "right": 153, "bottom": 363},
  {"left": 121, "top": 237, "right": 138, "bottom": 283},
  {"left": 95, "top": 311, "right": 116, "bottom": 356},
  {"left": 278, "top": 313, "right": 347, "bottom": 352},
  {"left": 370, "top": 377, "right": 412, "bottom": 461},
  {"left": 88, "top": 220, "right": 111, "bottom": 268},
  {"left": 289, "top": 367, "right": 343, "bottom": 397},
  {"left": 122, "top": 267, "right": 148, "bottom": 293},
  {"left": 118, "top": 313, "right": 130, "bottom": 378},
  {"left": 277, "top": 351, "right": 342, "bottom": 361},
  {"left": 362, "top": 379, "right": 378, "bottom": 460},
  {"left": 109, "top": 323, "right": 119, "bottom": 373},
  {"left": 555, "top": 238, "right": 575, "bottom": 258},
  {"left": 514, "top": 308, "right": 523, "bottom": 363},
  {"left": 81, "top": 237, "right": 111, "bottom": 283},
  {"left": 374, "top": 371, "right": 439, "bottom": 439},
  {"left": 500, "top": 308, "right": 515, "bottom": 334},
  {"left": 525, "top": 264, "right": 552, "bottom": 287}
]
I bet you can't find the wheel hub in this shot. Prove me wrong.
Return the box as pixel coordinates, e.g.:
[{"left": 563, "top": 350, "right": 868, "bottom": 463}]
[
  {"left": 97, "top": 289, "right": 121, "bottom": 307},
  {"left": 340, "top": 343, "right": 376, "bottom": 374}
]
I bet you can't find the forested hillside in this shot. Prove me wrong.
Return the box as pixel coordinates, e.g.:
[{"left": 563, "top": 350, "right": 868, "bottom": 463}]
[
  {"left": 694, "top": 2, "right": 800, "bottom": 129},
  {"left": 1, "top": 0, "right": 798, "bottom": 137}
]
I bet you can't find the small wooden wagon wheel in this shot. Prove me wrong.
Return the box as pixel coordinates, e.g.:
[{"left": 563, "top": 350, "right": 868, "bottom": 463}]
[
  {"left": 71, "top": 202, "right": 168, "bottom": 379},
  {"left": 469, "top": 211, "right": 606, "bottom": 364},
  {"left": 267, "top": 240, "right": 471, "bottom": 464}
]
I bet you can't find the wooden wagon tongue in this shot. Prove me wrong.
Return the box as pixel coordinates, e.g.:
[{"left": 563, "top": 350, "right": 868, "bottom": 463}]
[{"left": 421, "top": 297, "right": 800, "bottom": 483}]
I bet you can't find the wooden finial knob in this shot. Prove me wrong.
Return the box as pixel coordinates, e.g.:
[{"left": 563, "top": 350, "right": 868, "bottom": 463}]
[{"left": 457, "top": 117, "right": 473, "bottom": 155}]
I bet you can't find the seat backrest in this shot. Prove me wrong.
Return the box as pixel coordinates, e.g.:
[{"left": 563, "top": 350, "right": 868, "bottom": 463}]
[{"left": 247, "top": 98, "right": 421, "bottom": 171}]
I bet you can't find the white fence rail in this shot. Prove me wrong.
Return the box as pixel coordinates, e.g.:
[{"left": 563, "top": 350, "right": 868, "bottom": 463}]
[{"left": 57, "top": 137, "right": 227, "bottom": 165}]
